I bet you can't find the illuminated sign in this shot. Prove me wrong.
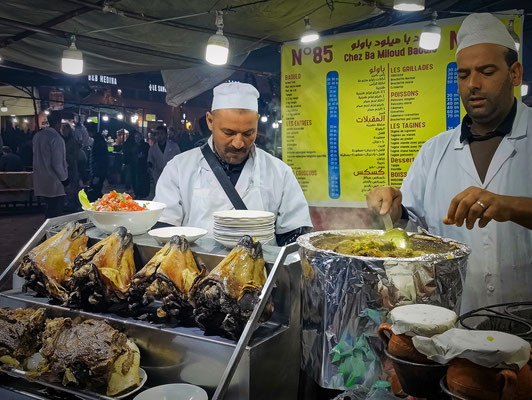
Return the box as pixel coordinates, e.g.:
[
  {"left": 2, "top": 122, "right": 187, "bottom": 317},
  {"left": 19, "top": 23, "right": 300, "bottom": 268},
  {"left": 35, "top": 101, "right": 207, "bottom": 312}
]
[
  {"left": 148, "top": 84, "right": 167, "bottom": 93},
  {"left": 145, "top": 114, "right": 156, "bottom": 121},
  {"left": 88, "top": 75, "right": 117, "bottom": 85}
]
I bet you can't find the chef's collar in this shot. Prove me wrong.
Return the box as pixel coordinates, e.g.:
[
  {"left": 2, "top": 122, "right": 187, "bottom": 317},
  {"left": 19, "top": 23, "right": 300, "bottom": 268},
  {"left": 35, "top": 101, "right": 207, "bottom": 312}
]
[{"left": 460, "top": 99, "right": 517, "bottom": 143}]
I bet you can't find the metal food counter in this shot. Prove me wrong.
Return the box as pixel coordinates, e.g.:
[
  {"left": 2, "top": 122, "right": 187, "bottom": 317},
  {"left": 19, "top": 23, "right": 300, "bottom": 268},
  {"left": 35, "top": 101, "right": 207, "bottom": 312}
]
[{"left": 0, "top": 212, "right": 303, "bottom": 400}]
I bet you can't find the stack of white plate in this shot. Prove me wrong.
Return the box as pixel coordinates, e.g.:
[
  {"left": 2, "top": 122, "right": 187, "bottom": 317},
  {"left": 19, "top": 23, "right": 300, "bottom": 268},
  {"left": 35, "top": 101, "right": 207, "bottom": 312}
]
[{"left": 213, "top": 210, "right": 276, "bottom": 248}]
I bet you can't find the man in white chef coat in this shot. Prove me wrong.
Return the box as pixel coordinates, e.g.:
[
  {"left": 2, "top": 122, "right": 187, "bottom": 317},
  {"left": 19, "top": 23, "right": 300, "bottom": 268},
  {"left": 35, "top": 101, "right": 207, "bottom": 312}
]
[
  {"left": 153, "top": 82, "right": 312, "bottom": 245},
  {"left": 147, "top": 125, "right": 180, "bottom": 184},
  {"left": 366, "top": 13, "right": 532, "bottom": 312}
]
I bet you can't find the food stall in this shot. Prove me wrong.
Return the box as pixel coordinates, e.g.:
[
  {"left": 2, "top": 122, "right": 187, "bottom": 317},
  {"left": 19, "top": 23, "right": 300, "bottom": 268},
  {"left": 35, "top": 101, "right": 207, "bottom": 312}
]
[{"left": 0, "top": 212, "right": 303, "bottom": 400}]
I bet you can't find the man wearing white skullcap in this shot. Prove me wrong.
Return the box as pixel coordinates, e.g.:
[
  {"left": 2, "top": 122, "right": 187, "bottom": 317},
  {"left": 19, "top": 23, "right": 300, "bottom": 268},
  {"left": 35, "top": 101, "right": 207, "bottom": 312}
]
[
  {"left": 367, "top": 13, "right": 532, "bottom": 312},
  {"left": 154, "top": 81, "right": 312, "bottom": 245}
]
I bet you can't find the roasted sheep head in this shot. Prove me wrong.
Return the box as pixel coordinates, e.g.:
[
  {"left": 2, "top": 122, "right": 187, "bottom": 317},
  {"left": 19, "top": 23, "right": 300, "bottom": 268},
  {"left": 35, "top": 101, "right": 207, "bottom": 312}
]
[
  {"left": 17, "top": 222, "right": 87, "bottom": 303},
  {"left": 191, "top": 235, "right": 273, "bottom": 339},
  {"left": 0, "top": 307, "right": 47, "bottom": 368},
  {"left": 66, "top": 227, "right": 135, "bottom": 310},
  {"left": 31, "top": 318, "right": 140, "bottom": 396},
  {"left": 128, "top": 235, "right": 206, "bottom": 320}
]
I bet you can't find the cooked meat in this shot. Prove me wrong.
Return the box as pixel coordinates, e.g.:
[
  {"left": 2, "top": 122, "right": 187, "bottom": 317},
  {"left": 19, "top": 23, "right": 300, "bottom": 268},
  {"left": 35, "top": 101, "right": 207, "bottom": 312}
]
[
  {"left": 32, "top": 318, "right": 140, "bottom": 396},
  {"left": 66, "top": 227, "right": 135, "bottom": 310},
  {"left": 128, "top": 235, "right": 206, "bottom": 320},
  {"left": 0, "top": 307, "right": 47, "bottom": 367},
  {"left": 17, "top": 222, "right": 87, "bottom": 302},
  {"left": 191, "top": 235, "right": 273, "bottom": 339}
]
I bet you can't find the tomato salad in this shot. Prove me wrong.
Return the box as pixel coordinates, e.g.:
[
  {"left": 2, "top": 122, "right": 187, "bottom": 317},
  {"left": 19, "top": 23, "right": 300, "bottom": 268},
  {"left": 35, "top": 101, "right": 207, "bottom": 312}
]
[{"left": 92, "top": 191, "right": 147, "bottom": 212}]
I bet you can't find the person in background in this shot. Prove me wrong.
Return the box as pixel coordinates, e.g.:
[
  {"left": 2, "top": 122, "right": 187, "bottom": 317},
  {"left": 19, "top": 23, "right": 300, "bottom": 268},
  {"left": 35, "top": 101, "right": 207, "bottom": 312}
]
[
  {"left": 32, "top": 110, "right": 68, "bottom": 218},
  {"left": 366, "top": 13, "right": 532, "bottom": 313},
  {"left": 122, "top": 131, "right": 136, "bottom": 192},
  {"left": 60, "top": 123, "right": 81, "bottom": 212},
  {"left": 86, "top": 122, "right": 109, "bottom": 202},
  {"left": 73, "top": 121, "right": 93, "bottom": 148},
  {"left": 147, "top": 125, "right": 180, "bottom": 184},
  {"left": 133, "top": 131, "right": 150, "bottom": 199},
  {"left": 153, "top": 82, "right": 312, "bottom": 245},
  {"left": 0, "top": 146, "right": 24, "bottom": 172}
]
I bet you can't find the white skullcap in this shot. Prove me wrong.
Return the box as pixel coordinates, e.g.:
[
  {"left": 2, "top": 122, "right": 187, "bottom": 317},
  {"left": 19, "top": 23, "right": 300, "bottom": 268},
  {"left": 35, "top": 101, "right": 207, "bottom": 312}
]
[
  {"left": 211, "top": 82, "right": 259, "bottom": 112},
  {"left": 456, "top": 13, "right": 517, "bottom": 55}
]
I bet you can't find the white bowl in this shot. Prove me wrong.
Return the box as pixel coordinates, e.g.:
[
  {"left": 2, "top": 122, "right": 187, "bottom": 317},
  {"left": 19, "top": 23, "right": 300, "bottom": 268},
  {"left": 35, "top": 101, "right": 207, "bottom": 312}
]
[
  {"left": 83, "top": 200, "right": 166, "bottom": 235},
  {"left": 133, "top": 383, "right": 208, "bottom": 400},
  {"left": 148, "top": 227, "right": 208, "bottom": 244}
]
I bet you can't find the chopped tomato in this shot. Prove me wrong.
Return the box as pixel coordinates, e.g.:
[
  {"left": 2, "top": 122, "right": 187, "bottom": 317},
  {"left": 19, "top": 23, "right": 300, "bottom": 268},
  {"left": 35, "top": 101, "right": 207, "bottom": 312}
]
[{"left": 91, "top": 191, "right": 146, "bottom": 212}]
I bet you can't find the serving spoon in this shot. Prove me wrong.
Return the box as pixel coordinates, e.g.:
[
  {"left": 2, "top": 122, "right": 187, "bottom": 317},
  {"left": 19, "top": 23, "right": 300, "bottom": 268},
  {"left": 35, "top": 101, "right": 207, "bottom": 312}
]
[{"left": 381, "top": 213, "right": 411, "bottom": 249}]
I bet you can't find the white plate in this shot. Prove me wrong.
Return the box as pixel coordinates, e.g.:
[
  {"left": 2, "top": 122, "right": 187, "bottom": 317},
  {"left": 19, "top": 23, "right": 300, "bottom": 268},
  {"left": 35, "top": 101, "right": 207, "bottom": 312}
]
[
  {"left": 213, "top": 210, "right": 275, "bottom": 219},
  {"left": 148, "top": 226, "right": 208, "bottom": 244},
  {"left": 133, "top": 383, "right": 208, "bottom": 400},
  {"left": 74, "top": 368, "right": 147, "bottom": 399},
  {"left": 84, "top": 200, "right": 166, "bottom": 235}
]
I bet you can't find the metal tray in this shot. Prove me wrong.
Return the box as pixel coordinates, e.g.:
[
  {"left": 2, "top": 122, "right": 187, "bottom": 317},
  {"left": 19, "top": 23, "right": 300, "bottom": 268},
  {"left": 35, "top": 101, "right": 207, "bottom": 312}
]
[{"left": 0, "top": 212, "right": 303, "bottom": 400}]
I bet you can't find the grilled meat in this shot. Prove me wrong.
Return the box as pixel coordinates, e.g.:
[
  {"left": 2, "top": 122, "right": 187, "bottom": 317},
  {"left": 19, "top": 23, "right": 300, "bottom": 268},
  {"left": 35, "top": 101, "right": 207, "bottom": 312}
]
[
  {"left": 0, "top": 307, "right": 47, "bottom": 368},
  {"left": 31, "top": 318, "right": 140, "bottom": 396},
  {"left": 128, "top": 235, "right": 206, "bottom": 319},
  {"left": 191, "top": 235, "right": 272, "bottom": 339},
  {"left": 66, "top": 227, "right": 135, "bottom": 310},
  {"left": 17, "top": 222, "right": 87, "bottom": 303}
]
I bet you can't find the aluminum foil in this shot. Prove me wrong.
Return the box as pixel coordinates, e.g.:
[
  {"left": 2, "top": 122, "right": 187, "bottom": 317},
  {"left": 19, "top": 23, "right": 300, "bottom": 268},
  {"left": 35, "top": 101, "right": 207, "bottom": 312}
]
[{"left": 297, "top": 229, "right": 470, "bottom": 390}]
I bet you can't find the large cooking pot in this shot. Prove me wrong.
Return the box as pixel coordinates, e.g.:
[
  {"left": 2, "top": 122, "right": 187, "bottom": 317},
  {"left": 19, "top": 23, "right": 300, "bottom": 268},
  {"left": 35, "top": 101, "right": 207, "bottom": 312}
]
[{"left": 297, "top": 229, "right": 470, "bottom": 390}]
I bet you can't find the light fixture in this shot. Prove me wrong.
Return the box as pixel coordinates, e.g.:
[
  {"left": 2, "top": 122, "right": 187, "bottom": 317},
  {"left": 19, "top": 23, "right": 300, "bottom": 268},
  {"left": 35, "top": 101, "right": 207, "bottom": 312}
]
[
  {"left": 277, "top": 119, "right": 282, "bottom": 124},
  {"left": 117, "top": 88, "right": 122, "bottom": 96},
  {"left": 86, "top": 117, "right": 92, "bottom": 123},
  {"left": 419, "top": 11, "right": 441, "bottom": 50},
  {"left": 521, "top": 83, "right": 528, "bottom": 97},
  {"left": 102, "top": 115, "right": 109, "bottom": 122},
  {"left": 12, "top": 118, "right": 18, "bottom": 123},
  {"left": 182, "top": 113, "right": 186, "bottom": 119},
  {"left": 206, "top": 11, "right": 229, "bottom": 65},
  {"left": 272, "top": 122, "right": 279, "bottom": 129},
  {"left": 300, "top": 16, "right": 319, "bottom": 43},
  {"left": 261, "top": 115, "right": 268, "bottom": 123},
  {"left": 62, "top": 34, "right": 83, "bottom": 75},
  {"left": 507, "top": 18, "right": 520, "bottom": 52},
  {"left": 44, "top": 110, "right": 50, "bottom": 115},
  {"left": 23, "top": 118, "right": 28, "bottom": 123},
  {"left": 117, "top": 112, "right": 123, "bottom": 120},
  {"left": 130, "top": 114, "right": 139, "bottom": 123},
  {"left": 393, "top": 0, "right": 424, "bottom": 11},
  {"left": 0, "top": 102, "right": 7, "bottom": 113}
]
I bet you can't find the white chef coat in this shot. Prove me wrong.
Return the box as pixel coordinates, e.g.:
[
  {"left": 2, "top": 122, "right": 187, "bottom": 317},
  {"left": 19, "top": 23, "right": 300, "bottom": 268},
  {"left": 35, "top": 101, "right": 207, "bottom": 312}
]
[
  {"left": 32, "top": 126, "right": 68, "bottom": 198},
  {"left": 153, "top": 136, "right": 312, "bottom": 238},
  {"left": 401, "top": 101, "right": 532, "bottom": 313},
  {"left": 147, "top": 140, "right": 181, "bottom": 183}
]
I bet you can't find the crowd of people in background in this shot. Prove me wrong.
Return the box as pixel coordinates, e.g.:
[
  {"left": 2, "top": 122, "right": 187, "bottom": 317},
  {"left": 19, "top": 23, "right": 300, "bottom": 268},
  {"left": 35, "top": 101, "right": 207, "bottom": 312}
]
[{"left": 0, "top": 111, "right": 231, "bottom": 217}]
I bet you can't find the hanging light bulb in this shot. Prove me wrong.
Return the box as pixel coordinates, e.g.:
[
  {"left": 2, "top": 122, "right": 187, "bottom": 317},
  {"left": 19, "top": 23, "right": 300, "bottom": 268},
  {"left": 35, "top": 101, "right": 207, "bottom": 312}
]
[
  {"left": 507, "top": 18, "right": 520, "bottom": 52},
  {"left": 261, "top": 115, "right": 268, "bottom": 123},
  {"left": 0, "top": 102, "right": 7, "bottom": 113},
  {"left": 393, "top": 0, "right": 424, "bottom": 11},
  {"left": 62, "top": 34, "right": 83, "bottom": 75},
  {"left": 272, "top": 122, "right": 279, "bottom": 129},
  {"left": 102, "top": 115, "right": 109, "bottom": 122},
  {"left": 419, "top": 11, "right": 441, "bottom": 50},
  {"left": 521, "top": 83, "right": 528, "bottom": 97},
  {"left": 44, "top": 110, "right": 50, "bottom": 115},
  {"left": 117, "top": 112, "right": 124, "bottom": 120},
  {"left": 206, "top": 11, "right": 229, "bottom": 65},
  {"left": 300, "top": 16, "right": 319, "bottom": 43}
]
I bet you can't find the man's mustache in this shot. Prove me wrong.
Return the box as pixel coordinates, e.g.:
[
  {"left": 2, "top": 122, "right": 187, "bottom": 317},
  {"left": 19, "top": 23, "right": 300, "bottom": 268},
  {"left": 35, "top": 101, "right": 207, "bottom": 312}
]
[{"left": 227, "top": 147, "right": 247, "bottom": 153}]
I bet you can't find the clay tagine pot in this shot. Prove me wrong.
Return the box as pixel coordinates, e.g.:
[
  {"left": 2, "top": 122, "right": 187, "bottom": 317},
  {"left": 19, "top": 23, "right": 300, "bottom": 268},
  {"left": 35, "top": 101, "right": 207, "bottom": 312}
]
[
  {"left": 447, "top": 353, "right": 532, "bottom": 400},
  {"left": 378, "top": 322, "right": 429, "bottom": 363}
]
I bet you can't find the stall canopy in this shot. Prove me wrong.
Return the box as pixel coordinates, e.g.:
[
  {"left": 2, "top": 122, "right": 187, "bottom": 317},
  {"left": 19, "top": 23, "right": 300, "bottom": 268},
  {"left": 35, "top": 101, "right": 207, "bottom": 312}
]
[{"left": 0, "top": 0, "right": 386, "bottom": 104}]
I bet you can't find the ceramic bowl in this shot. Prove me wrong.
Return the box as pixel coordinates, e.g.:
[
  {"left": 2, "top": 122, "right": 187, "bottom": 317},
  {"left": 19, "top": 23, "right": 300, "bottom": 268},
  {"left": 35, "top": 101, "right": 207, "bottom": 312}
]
[
  {"left": 133, "top": 383, "right": 208, "bottom": 400},
  {"left": 83, "top": 200, "right": 166, "bottom": 235},
  {"left": 148, "top": 226, "right": 208, "bottom": 245}
]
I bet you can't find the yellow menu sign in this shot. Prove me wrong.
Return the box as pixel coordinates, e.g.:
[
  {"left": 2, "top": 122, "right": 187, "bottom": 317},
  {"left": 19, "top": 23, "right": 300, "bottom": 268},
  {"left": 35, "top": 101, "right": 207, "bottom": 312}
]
[{"left": 281, "top": 16, "right": 522, "bottom": 206}]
